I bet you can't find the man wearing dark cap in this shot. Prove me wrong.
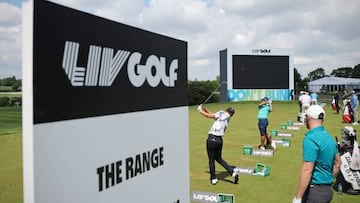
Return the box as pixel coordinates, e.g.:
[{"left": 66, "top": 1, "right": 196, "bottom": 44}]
[
  {"left": 197, "top": 104, "right": 239, "bottom": 185},
  {"left": 257, "top": 96, "right": 275, "bottom": 150},
  {"left": 293, "top": 105, "right": 341, "bottom": 203}
]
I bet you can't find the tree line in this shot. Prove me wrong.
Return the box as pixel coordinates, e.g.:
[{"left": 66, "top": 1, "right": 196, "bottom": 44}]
[
  {"left": 0, "top": 76, "right": 22, "bottom": 107},
  {"left": 0, "top": 76, "right": 22, "bottom": 91},
  {"left": 189, "top": 63, "right": 360, "bottom": 105}
]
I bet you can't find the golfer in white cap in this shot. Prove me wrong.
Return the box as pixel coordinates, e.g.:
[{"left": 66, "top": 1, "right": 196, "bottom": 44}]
[
  {"left": 293, "top": 105, "right": 341, "bottom": 203},
  {"left": 197, "top": 104, "right": 239, "bottom": 185}
]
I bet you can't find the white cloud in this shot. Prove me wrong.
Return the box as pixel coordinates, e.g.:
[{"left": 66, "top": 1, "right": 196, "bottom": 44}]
[
  {"left": 1, "top": 0, "right": 359, "bottom": 80},
  {"left": 0, "top": 2, "right": 21, "bottom": 26},
  {"left": 0, "top": 2, "right": 22, "bottom": 78}
]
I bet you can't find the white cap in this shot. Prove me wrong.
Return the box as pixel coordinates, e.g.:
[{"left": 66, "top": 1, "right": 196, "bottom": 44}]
[{"left": 306, "top": 105, "right": 325, "bottom": 120}]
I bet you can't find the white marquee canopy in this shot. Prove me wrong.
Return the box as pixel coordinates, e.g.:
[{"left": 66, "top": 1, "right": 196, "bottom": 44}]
[{"left": 307, "top": 76, "right": 360, "bottom": 93}]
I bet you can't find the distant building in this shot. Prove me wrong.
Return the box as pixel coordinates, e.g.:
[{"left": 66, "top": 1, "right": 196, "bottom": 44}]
[{"left": 307, "top": 77, "right": 360, "bottom": 93}]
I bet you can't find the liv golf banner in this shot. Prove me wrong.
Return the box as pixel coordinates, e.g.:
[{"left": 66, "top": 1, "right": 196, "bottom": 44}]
[{"left": 22, "top": 1, "right": 188, "bottom": 202}]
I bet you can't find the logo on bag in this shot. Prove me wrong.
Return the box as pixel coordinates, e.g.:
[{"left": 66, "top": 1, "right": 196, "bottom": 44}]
[{"left": 61, "top": 41, "right": 178, "bottom": 87}]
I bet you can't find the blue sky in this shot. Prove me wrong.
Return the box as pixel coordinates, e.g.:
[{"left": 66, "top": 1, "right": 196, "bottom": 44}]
[{"left": 2, "top": 0, "right": 24, "bottom": 7}]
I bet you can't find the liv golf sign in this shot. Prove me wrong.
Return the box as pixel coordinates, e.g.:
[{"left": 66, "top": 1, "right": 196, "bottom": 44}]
[
  {"left": 22, "top": 1, "right": 189, "bottom": 202},
  {"left": 62, "top": 41, "right": 179, "bottom": 87}
]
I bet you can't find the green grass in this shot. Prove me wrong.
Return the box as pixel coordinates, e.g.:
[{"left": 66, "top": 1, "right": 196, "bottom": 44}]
[
  {"left": 0, "top": 86, "right": 13, "bottom": 91},
  {"left": 0, "top": 133, "right": 22, "bottom": 203},
  {"left": 1, "top": 104, "right": 359, "bottom": 202},
  {"left": 0, "top": 93, "right": 22, "bottom": 97},
  {"left": 189, "top": 101, "right": 359, "bottom": 203},
  {"left": 0, "top": 107, "right": 22, "bottom": 203},
  {"left": 0, "top": 107, "right": 22, "bottom": 135}
]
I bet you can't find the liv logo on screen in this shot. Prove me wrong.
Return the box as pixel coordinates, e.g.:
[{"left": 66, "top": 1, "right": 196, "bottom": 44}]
[
  {"left": 252, "top": 49, "right": 271, "bottom": 54},
  {"left": 62, "top": 41, "right": 178, "bottom": 87}
]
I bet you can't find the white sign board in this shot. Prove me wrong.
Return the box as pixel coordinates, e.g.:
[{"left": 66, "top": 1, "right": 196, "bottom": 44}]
[{"left": 23, "top": 1, "right": 189, "bottom": 202}]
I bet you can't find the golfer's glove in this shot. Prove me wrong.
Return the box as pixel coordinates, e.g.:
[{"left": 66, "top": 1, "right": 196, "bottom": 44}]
[
  {"left": 268, "top": 99, "right": 272, "bottom": 104},
  {"left": 197, "top": 105, "right": 202, "bottom": 112},
  {"left": 292, "top": 197, "right": 301, "bottom": 203}
]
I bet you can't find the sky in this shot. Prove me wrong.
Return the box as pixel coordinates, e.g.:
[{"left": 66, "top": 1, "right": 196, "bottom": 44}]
[{"left": 1, "top": 0, "right": 360, "bottom": 80}]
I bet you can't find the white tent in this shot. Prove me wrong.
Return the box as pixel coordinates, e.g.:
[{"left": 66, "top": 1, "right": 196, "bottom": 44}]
[{"left": 307, "top": 77, "right": 360, "bottom": 93}]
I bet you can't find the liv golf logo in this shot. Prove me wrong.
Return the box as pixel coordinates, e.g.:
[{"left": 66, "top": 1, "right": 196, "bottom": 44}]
[{"left": 62, "top": 41, "right": 179, "bottom": 87}]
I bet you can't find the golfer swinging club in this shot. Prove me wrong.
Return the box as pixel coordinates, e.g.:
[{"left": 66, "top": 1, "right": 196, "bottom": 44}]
[{"left": 197, "top": 104, "right": 239, "bottom": 185}]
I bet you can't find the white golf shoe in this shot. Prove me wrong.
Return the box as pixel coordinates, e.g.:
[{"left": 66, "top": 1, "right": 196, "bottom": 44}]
[
  {"left": 271, "top": 141, "right": 276, "bottom": 149},
  {"left": 234, "top": 174, "right": 239, "bottom": 184},
  {"left": 232, "top": 170, "right": 239, "bottom": 184},
  {"left": 211, "top": 178, "right": 218, "bottom": 185}
]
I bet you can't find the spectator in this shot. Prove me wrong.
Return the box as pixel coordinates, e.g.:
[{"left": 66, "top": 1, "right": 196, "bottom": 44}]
[
  {"left": 300, "top": 92, "right": 312, "bottom": 113},
  {"left": 350, "top": 90, "right": 359, "bottom": 125},
  {"left": 293, "top": 105, "right": 341, "bottom": 203},
  {"left": 310, "top": 92, "right": 318, "bottom": 105},
  {"left": 298, "top": 91, "right": 305, "bottom": 113},
  {"left": 334, "top": 92, "right": 340, "bottom": 114}
]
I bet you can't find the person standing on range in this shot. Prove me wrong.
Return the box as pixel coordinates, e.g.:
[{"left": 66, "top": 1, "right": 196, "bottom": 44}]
[
  {"left": 351, "top": 90, "right": 359, "bottom": 125},
  {"left": 257, "top": 97, "right": 276, "bottom": 150},
  {"left": 301, "top": 92, "right": 312, "bottom": 113},
  {"left": 197, "top": 104, "right": 239, "bottom": 185},
  {"left": 293, "top": 105, "right": 341, "bottom": 203},
  {"left": 310, "top": 92, "right": 318, "bottom": 105},
  {"left": 298, "top": 91, "right": 305, "bottom": 113},
  {"left": 334, "top": 91, "right": 340, "bottom": 114}
]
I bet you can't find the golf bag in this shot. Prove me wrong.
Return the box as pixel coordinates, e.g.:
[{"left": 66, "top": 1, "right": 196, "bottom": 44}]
[
  {"left": 331, "top": 98, "right": 336, "bottom": 110},
  {"left": 334, "top": 126, "right": 360, "bottom": 195},
  {"left": 343, "top": 101, "right": 353, "bottom": 123}
]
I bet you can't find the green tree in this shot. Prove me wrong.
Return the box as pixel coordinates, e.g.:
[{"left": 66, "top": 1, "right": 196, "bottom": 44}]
[
  {"left": 188, "top": 80, "right": 220, "bottom": 105},
  {"left": 352, "top": 64, "right": 360, "bottom": 78},
  {"left": 330, "top": 67, "right": 353, "bottom": 78},
  {"left": 307, "top": 67, "right": 327, "bottom": 81},
  {"left": 294, "top": 68, "right": 306, "bottom": 94},
  {"left": 12, "top": 83, "right": 20, "bottom": 91},
  {"left": 2, "top": 76, "right": 17, "bottom": 86}
]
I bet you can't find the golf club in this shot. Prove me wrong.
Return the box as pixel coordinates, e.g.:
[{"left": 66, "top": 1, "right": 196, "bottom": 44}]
[{"left": 201, "top": 81, "right": 227, "bottom": 104}]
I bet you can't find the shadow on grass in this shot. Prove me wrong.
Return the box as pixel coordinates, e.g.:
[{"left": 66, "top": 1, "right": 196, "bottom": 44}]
[{"left": 205, "top": 171, "right": 235, "bottom": 184}]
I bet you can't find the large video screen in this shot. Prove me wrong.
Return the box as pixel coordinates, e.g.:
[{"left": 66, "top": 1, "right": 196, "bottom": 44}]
[{"left": 232, "top": 55, "right": 289, "bottom": 89}]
